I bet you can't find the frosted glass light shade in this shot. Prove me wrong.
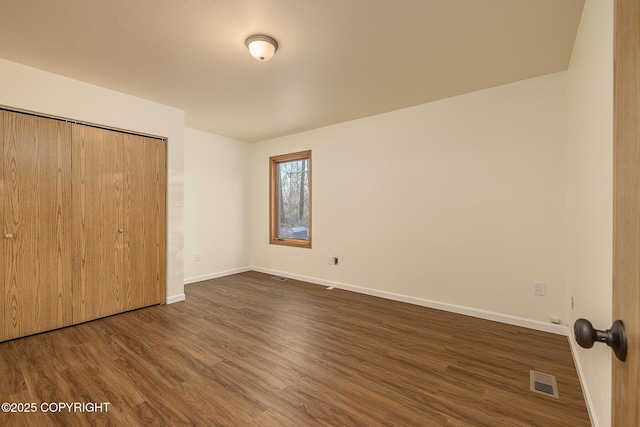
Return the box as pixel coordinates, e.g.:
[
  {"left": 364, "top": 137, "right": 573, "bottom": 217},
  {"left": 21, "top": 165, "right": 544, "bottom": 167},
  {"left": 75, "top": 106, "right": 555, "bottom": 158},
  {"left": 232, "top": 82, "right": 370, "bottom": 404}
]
[{"left": 246, "top": 35, "right": 278, "bottom": 61}]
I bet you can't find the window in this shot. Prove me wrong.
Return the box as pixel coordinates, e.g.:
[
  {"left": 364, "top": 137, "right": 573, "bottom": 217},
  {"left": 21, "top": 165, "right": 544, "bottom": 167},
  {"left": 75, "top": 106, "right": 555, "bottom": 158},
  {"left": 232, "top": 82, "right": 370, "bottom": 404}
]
[{"left": 270, "top": 150, "right": 311, "bottom": 248}]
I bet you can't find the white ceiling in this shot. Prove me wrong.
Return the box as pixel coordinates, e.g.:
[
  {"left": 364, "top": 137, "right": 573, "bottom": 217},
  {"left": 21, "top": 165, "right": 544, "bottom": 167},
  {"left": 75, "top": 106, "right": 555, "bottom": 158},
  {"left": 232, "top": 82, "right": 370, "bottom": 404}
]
[{"left": 0, "top": 0, "right": 584, "bottom": 142}]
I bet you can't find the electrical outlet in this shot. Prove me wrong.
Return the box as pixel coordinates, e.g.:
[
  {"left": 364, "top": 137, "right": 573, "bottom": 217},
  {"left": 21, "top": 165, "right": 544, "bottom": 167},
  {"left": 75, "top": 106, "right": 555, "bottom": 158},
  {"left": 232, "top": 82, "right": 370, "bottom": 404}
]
[
  {"left": 328, "top": 256, "right": 339, "bottom": 265},
  {"left": 334, "top": 257, "right": 339, "bottom": 265},
  {"left": 534, "top": 281, "right": 545, "bottom": 296},
  {"left": 195, "top": 252, "right": 200, "bottom": 262}
]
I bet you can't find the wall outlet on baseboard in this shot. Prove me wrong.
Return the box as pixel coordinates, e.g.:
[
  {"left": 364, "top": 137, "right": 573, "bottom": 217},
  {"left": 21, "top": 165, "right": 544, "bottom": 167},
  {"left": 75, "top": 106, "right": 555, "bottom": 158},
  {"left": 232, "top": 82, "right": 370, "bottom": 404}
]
[{"left": 549, "top": 316, "right": 561, "bottom": 324}]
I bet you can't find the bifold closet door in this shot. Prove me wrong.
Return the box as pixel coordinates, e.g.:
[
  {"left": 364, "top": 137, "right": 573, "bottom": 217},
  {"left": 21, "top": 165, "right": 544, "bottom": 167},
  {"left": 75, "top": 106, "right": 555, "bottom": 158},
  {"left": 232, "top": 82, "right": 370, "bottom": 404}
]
[
  {"left": 124, "top": 133, "right": 166, "bottom": 308},
  {"left": 72, "top": 125, "right": 166, "bottom": 323},
  {"left": 72, "top": 124, "right": 125, "bottom": 323},
  {"left": 1, "top": 111, "right": 72, "bottom": 341}
]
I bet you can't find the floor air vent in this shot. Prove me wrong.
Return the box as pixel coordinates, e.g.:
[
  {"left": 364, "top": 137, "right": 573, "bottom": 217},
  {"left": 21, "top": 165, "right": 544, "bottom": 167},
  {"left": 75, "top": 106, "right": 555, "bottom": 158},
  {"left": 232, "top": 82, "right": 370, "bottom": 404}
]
[{"left": 530, "top": 370, "right": 559, "bottom": 399}]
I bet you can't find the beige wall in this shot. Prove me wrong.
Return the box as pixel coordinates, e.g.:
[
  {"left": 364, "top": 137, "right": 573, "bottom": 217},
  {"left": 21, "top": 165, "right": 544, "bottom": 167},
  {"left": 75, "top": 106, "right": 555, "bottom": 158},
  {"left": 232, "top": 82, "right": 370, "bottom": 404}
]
[
  {"left": 567, "top": 1, "right": 614, "bottom": 426},
  {"left": 250, "top": 72, "right": 568, "bottom": 331},
  {"left": 0, "top": 58, "right": 186, "bottom": 303},
  {"left": 183, "top": 128, "right": 251, "bottom": 282}
]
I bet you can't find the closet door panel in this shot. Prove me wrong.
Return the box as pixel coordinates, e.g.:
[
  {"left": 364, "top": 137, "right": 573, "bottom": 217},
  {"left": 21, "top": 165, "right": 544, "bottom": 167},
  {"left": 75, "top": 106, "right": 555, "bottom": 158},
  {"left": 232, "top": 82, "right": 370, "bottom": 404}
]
[
  {"left": 124, "top": 135, "right": 166, "bottom": 308},
  {"left": 2, "top": 112, "right": 72, "bottom": 340},
  {"left": 72, "top": 124, "right": 125, "bottom": 323},
  {"left": 0, "top": 112, "right": 4, "bottom": 342}
]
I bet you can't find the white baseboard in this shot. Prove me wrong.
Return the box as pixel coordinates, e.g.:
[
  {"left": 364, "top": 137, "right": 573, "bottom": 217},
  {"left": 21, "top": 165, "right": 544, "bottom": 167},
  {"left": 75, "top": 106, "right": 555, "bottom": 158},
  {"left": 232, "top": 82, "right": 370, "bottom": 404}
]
[
  {"left": 568, "top": 335, "right": 598, "bottom": 427},
  {"left": 166, "top": 293, "right": 185, "bottom": 304},
  {"left": 183, "top": 267, "right": 252, "bottom": 285},
  {"left": 250, "top": 266, "right": 568, "bottom": 336}
]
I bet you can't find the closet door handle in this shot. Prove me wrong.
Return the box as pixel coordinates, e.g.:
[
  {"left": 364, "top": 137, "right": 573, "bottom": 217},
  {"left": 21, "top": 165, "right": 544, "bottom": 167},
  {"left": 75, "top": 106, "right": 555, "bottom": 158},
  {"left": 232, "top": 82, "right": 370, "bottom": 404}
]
[
  {"left": 118, "top": 229, "right": 124, "bottom": 233},
  {"left": 4, "top": 233, "right": 13, "bottom": 239}
]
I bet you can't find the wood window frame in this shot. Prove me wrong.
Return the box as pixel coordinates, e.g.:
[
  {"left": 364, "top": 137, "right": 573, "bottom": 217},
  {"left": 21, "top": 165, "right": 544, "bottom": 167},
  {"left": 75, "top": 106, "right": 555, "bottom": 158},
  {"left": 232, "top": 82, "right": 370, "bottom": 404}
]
[{"left": 269, "top": 150, "right": 312, "bottom": 248}]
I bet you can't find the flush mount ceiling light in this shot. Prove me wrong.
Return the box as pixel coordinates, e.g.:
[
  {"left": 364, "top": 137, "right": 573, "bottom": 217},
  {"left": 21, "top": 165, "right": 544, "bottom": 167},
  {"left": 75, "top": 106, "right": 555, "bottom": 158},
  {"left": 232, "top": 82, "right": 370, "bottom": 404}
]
[{"left": 246, "top": 34, "right": 278, "bottom": 61}]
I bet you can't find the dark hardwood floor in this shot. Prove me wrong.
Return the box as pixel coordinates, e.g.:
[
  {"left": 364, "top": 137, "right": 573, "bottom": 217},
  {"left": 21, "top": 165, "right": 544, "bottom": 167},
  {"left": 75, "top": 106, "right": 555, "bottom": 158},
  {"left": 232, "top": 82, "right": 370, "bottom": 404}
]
[{"left": 0, "top": 271, "right": 590, "bottom": 426}]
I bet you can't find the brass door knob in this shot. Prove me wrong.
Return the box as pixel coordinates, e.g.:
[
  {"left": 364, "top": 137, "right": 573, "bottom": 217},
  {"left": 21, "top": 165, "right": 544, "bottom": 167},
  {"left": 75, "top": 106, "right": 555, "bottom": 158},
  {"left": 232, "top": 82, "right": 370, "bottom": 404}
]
[{"left": 4, "top": 233, "right": 13, "bottom": 239}]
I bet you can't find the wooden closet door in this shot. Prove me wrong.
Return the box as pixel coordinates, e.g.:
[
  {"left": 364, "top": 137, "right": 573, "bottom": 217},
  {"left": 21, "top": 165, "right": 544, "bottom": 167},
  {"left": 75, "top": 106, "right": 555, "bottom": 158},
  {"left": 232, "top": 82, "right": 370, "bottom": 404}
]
[
  {"left": 1, "top": 111, "right": 72, "bottom": 341},
  {"left": 0, "top": 112, "right": 3, "bottom": 342},
  {"left": 124, "top": 134, "right": 167, "bottom": 308},
  {"left": 72, "top": 124, "right": 125, "bottom": 323}
]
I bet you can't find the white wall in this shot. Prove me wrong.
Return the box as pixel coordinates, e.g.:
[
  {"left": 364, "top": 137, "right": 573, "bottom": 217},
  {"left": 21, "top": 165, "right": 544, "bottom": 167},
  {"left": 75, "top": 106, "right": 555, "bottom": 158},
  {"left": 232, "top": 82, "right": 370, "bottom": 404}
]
[
  {"left": 183, "top": 128, "right": 251, "bottom": 282},
  {"left": 250, "top": 72, "right": 568, "bottom": 330},
  {"left": 567, "top": 1, "right": 614, "bottom": 426},
  {"left": 0, "top": 58, "right": 186, "bottom": 303}
]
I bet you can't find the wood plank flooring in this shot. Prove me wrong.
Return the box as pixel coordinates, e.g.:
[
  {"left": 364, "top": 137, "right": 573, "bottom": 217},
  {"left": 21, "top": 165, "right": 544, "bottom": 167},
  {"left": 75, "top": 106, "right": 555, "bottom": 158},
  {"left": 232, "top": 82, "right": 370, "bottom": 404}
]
[{"left": 0, "top": 271, "right": 590, "bottom": 426}]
